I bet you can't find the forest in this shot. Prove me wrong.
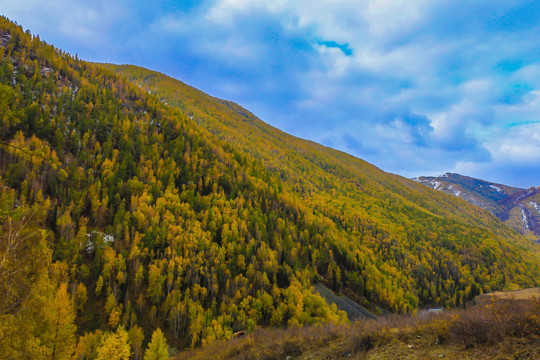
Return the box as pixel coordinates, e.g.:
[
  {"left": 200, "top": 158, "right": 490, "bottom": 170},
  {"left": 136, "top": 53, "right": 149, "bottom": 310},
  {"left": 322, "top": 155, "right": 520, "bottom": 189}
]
[{"left": 0, "top": 16, "right": 539, "bottom": 359}]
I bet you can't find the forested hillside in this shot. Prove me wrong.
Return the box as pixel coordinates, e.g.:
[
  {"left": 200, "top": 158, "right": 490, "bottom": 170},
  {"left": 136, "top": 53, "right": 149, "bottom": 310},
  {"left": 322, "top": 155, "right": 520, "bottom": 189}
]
[
  {"left": 0, "top": 16, "right": 538, "bottom": 357},
  {"left": 99, "top": 63, "right": 540, "bottom": 301},
  {"left": 99, "top": 64, "right": 522, "bottom": 236}
]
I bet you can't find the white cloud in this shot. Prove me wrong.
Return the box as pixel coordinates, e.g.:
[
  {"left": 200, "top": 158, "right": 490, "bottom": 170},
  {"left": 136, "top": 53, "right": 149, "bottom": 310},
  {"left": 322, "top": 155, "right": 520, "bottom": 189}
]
[
  {"left": 0, "top": 0, "right": 124, "bottom": 47},
  {"left": 485, "top": 123, "right": 540, "bottom": 163},
  {"left": 315, "top": 45, "right": 352, "bottom": 78},
  {"left": 497, "top": 90, "right": 540, "bottom": 124},
  {"left": 364, "top": 0, "right": 432, "bottom": 35},
  {"left": 206, "top": 0, "right": 435, "bottom": 43}
]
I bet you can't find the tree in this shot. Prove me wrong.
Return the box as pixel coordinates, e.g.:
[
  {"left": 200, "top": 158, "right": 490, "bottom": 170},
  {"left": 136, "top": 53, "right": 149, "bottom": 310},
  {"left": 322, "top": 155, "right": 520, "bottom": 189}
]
[
  {"left": 46, "top": 282, "right": 77, "bottom": 360},
  {"left": 144, "top": 328, "right": 169, "bottom": 360},
  {"left": 0, "top": 83, "right": 19, "bottom": 138},
  {"left": 128, "top": 325, "right": 144, "bottom": 360},
  {"left": 96, "top": 326, "right": 131, "bottom": 360}
]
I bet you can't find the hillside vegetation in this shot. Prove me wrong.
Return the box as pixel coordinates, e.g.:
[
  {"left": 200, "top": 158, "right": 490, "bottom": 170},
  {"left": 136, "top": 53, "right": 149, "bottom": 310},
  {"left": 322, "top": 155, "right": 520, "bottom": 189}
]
[
  {"left": 99, "top": 63, "right": 540, "bottom": 303},
  {"left": 0, "top": 16, "right": 539, "bottom": 358},
  {"left": 176, "top": 297, "right": 540, "bottom": 360}
]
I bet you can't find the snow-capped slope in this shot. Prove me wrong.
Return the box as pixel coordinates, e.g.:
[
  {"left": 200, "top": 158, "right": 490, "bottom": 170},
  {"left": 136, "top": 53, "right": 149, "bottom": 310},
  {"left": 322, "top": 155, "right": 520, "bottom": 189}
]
[{"left": 413, "top": 173, "right": 540, "bottom": 243}]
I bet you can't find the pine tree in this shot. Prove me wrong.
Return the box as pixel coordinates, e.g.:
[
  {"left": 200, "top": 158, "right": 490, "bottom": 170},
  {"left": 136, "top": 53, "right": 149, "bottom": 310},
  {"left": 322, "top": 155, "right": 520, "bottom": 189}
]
[
  {"left": 144, "top": 328, "right": 169, "bottom": 360},
  {"left": 46, "top": 282, "right": 77, "bottom": 360},
  {"left": 96, "top": 326, "right": 131, "bottom": 360}
]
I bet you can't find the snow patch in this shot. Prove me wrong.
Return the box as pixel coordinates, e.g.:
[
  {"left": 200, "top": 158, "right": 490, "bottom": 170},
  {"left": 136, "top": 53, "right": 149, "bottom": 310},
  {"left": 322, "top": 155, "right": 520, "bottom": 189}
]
[
  {"left": 530, "top": 201, "right": 540, "bottom": 215},
  {"left": 430, "top": 180, "right": 442, "bottom": 190},
  {"left": 488, "top": 184, "right": 503, "bottom": 193},
  {"left": 85, "top": 235, "right": 94, "bottom": 253},
  {"left": 520, "top": 206, "right": 530, "bottom": 231},
  {"left": 103, "top": 234, "right": 114, "bottom": 244},
  {"left": 41, "top": 66, "right": 51, "bottom": 77},
  {"left": 85, "top": 231, "right": 114, "bottom": 253}
]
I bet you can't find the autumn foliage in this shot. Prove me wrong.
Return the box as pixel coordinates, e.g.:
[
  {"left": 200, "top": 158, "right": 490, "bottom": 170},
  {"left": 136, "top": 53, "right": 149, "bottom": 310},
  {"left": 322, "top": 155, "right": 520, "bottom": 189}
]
[
  {"left": 176, "top": 298, "right": 540, "bottom": 360},
  {"left": 0, "top": 15, "right": 539, "bottom": 359}
]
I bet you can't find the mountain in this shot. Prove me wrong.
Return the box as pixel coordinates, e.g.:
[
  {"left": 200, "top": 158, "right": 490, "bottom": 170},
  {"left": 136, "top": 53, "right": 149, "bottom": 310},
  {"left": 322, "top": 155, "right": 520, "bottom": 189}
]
[
  {"left": 0, "top": 16, "right": 538, "bottom": 357},
  {"left": 413, "top": 173, "right": 540, "bottom": 243},
  {"left": 95, "top": 64, "right": 529, "bottom": 237}
]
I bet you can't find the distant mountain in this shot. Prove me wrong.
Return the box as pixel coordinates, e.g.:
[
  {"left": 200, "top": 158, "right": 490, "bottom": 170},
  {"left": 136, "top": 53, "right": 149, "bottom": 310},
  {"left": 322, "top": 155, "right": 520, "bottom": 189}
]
[{"left": 413, "top": 173, "right": 540, "bottom": 243}]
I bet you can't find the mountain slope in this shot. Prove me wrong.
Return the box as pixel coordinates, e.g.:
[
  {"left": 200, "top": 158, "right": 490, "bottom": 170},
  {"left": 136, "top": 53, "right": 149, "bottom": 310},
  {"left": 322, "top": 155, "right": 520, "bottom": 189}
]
[
  {"left": 93, "top": 64, "right": 540, "bottom": 303},
  {"left": 413, "top": 173, "right": 540, "bottom": 243},
  {"left": 98, "top": 65, "right": 517, "bottom": 236},
  {"left": 0, "top": 16, "right": 538, "bottom": 356},
  {"left": 99, "top": 62, "right": 540, "bottom": 270}
]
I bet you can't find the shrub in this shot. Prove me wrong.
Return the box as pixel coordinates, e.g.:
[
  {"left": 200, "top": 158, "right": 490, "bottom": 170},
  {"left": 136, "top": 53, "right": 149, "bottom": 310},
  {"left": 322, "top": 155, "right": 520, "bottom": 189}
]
[{"left": 449, "top": 298, "right": 540, "bottom": 348}]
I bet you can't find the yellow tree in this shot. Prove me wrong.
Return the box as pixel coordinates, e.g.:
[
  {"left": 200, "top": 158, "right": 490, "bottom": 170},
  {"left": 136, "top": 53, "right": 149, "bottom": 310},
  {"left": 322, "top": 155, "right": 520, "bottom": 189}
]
[
  {"left": 144, "top": 328, "right": 169, "bottom": 360},
  {"left": 45, "top": 282, "right": 77, "bottom": 360},
  {"left": 96, "top": 326, "right": 131, "bottom": 360},
  {"left": 128, "top": 325, "right": 144, "bottom": 360}
]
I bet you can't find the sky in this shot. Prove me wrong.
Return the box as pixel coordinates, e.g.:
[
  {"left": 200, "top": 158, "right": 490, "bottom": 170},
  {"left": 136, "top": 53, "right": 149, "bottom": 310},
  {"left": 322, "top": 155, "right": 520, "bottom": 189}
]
[{"left": 2, "top": 0, "right": 540, "bottom": 188}]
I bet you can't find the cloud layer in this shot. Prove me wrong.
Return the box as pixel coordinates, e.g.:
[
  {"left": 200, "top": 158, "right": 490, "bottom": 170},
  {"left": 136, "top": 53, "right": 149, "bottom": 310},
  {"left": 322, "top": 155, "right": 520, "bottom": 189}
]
[{"left": 2, "top": 0, "right": 540, "bottom": 187}]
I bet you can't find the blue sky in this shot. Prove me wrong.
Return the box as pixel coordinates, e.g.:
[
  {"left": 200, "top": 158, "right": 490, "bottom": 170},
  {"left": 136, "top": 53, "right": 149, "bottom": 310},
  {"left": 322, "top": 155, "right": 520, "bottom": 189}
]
[{"left": 2, "top": 0, "right": 540, "bottom": 188}]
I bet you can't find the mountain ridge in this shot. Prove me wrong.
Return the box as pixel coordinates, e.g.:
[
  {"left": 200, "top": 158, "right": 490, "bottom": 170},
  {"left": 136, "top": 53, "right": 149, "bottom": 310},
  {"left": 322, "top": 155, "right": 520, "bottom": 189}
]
[{"left": 413, "top": 172, "right": 540, "bottom": 243}]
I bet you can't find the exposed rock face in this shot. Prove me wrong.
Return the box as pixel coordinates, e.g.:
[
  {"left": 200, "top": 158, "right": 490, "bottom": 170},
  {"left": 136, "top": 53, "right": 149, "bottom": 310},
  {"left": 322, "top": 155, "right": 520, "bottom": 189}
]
[
  {"left": 413, "top": 173, "right": 540, "bottom": 243},
  {"left": 0, "top": 31, "right": 10, "bottom": 46}
]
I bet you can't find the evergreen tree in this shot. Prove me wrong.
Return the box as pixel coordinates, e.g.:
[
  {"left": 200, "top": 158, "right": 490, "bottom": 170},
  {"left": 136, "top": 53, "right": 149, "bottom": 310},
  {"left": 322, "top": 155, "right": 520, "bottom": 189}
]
[
  {"left": 144, "top": 328, "right": 169, "bottom": 360},
  {"left": 96, "top": 326, "right": 131, "bottom": 360},
  {"left": 46, "top": 282, "right": 77, "bottom": 360}
]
